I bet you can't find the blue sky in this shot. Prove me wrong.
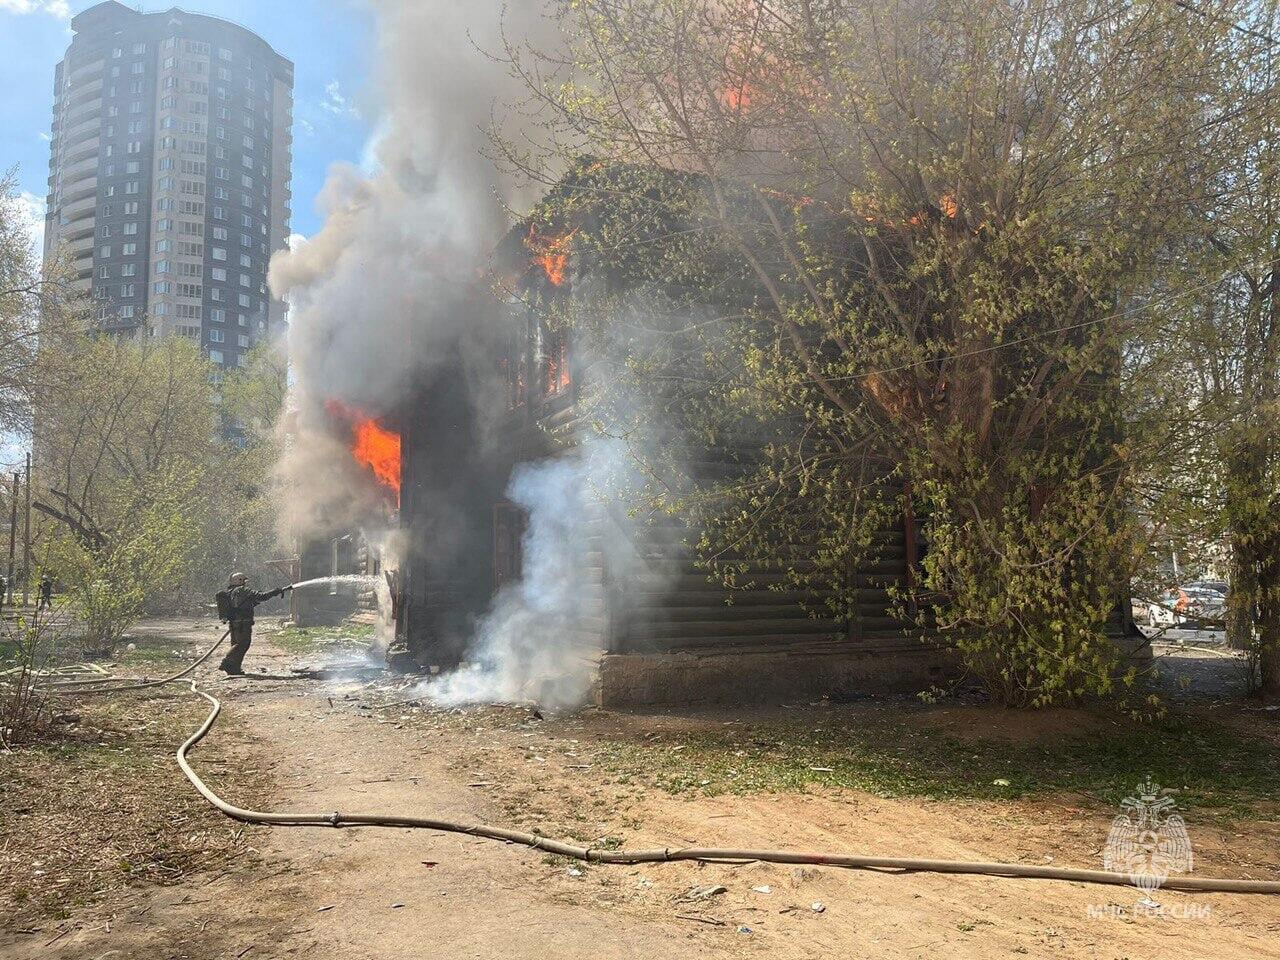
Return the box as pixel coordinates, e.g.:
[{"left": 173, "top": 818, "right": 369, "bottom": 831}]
[{"left": 1, "top": 0, "right": 376, "bottom": 245}]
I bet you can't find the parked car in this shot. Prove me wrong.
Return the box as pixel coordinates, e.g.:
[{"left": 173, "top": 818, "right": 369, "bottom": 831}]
[{"left": 1147, "top": 585, "right": 1226, "bottom": 629}]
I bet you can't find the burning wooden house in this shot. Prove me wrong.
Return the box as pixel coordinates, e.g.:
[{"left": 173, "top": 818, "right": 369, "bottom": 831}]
[{"left": 387, "top": 162, "right": 982, "bottom": 707}]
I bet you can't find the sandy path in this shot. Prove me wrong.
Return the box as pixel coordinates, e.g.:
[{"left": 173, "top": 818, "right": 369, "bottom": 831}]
[{"left": 12, "top": 622, "right": 1280, "bottom": 960}]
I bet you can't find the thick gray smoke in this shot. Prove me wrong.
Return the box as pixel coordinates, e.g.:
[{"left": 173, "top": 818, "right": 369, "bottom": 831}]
[
  {"left": 270, "top": 0, "right": 556, "bottom": 540},
  {"left": 273, "top": 1, "right": 669, "bottom": 707}
]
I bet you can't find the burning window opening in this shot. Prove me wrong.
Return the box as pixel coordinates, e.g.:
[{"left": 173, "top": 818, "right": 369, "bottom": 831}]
[
  {"left": 325, "top": 399, "right": 403, "bottom": 502},
  {"left": 525, "top": 224, "right": 578, "bottom": 287}
]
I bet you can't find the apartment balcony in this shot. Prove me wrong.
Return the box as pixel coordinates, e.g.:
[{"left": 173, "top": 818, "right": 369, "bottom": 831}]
[
  {"left": 65, "top": 136, "right": 100, "bottom": 165},
  {"left": 67, "top": 57, "right": 104, "bottom": 87},
  {"left": 68, "top": 233, "right": 95, "bottom": 258},
  {"left": 62, "top": 217, "right": 97, "bottom": 244},
  {"left": 59, "top": 194, "right": 96, "bottom": 222},
  {"left": 66, "top": 77, "right": 104, "bottom": 108},
  {"left": 60, "top": 177, "right": 98, "bottom": 207},
  {"left": 64, "top": 116, "right": 100, "bottom": 144},
  {"left": 70, "top": 276, "right": 93, "bottom": 295},
  {"left": 65, "top": 100, "right": 103, "bottom": 130},
  {"left": 64, "top": 155, "right": 99, "bottom": 180}
]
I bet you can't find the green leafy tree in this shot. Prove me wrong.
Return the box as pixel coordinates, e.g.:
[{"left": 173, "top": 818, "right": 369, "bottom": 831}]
[
  {"left": 32, "top": 336, "right": 219, "bottom": 651},
  {"left": 503, "top": 0, "right": 1267, "bottom": 704}
]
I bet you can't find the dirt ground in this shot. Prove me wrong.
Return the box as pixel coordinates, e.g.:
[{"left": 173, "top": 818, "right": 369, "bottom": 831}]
[{"left": 3, "top": 618, "right": 1279, "bottom": 960}]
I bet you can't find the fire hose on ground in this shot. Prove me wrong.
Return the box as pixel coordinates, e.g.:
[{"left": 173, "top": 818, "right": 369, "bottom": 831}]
[{"left": 37, "top": 630, "right": 1280, "bottom": 896}]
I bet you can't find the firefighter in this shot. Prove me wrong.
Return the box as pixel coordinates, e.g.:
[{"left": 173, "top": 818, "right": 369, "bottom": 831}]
[{"left": 217, "top": 573, "right": 292, "bottom": 675}]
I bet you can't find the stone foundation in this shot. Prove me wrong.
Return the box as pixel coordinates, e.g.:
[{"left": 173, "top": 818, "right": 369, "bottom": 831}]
[{"left": 597, "top": 645, "right": 950, "bottom": 708}]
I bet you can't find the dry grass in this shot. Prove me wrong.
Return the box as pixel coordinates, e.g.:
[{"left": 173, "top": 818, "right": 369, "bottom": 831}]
[{"left": 0, "top": 689, "right": 271, "bottom": 930}]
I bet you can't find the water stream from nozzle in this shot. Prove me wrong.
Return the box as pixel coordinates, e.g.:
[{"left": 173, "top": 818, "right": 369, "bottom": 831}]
[
  {"left": 289, "top": 574, "right": 384, "bottom": 591},
  {"left": 286, "top": 575, "right": 395, "bottom": 652}
]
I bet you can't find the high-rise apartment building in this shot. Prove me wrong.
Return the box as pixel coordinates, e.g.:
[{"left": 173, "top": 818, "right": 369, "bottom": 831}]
[{"left": 44, "top": 1, "right": 293, "bottom": 369}]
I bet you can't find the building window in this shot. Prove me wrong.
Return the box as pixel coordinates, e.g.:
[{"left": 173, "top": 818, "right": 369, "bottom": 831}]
[
  {"left": 121, "top": 263, "right": 137, "bottom": 277},
  {"left": 156, "top": 259, "right": 171, "bottom": 274},
  {"left": 212, "top": 247, "right": 227, "bottom": 261},
  {"left": 211, "top": 267, "right": 227, "bottom": 281},
  {"left": 122, "top": 243, "right": 137, "bottom": 255},
  {"left": 126, "top": 160, "right": 141, "bottom": 174},
  {"left": 132, "top": 42, "right": 146, "bottom": 55},
  {"left": 101, "top": 203, "right": 113, "bottom": 217},
  {"left": 210, "top": 308, "right": 226, "bottom": 322},
  {"left": 237, "top": 334, "right": 250, "bottom": 348},
  {"left": 131, "top": 62, "right": 144, "bottom": 75},
  {"left": 125, "top": 180, "right": 140, "bottom": 195},
  {"left": 209, "top": 328, "right": 224, "bottom": 343},
  {"left": 238, "top": 294, "right": 250, "bottom": 307},
  {"left": 123, "top": 201, "right": 139, "bottom": 214},
  {"left": 154, "top": 281, "right": 171, "bottom": 294},
  {"left": 99, "top": 245, "right": 112, "bottom": 258},
  {"left": 213, "top": 227, "right": 228, "bottom": 240},
  {"left": 239, "top": 273, "right": 249, "bottom": 287},
  {"left": 120, "top": 305, "right": 136, "bottom": 319},
  {"left": 121, "top": 283, "right": 136, "bottom": 298},
  {"left": 209, "top": 349, "right": 224, "bottom": 364},
  {"left": 123, "top": 222, "right": 138, "bottom": 235},
  {"left": 211, "top": 287, "right": 223, "bottom": 301}
]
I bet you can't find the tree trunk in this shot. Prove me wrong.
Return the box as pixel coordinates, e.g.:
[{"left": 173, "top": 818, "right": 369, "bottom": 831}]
[
  {"left": 1227, "top": 537, "right": 1257, "bottom": 652},
  {"left": 1259, "top": 560, "right": 1280, "bottom": 701}
]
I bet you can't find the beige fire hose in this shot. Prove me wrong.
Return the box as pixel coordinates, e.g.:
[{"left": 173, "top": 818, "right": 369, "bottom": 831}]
[{"left": 42, "top": 632, "right": 1280, "bottom": 895}]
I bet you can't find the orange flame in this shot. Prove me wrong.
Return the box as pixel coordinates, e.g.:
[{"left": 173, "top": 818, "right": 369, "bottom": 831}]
[
  {"left": 326, "top": 400, "right": 402, "bottom": 500},
  {"left": 353, "top": 417, "right": 401, "bottom": 496},
  {"left": 527, "top": 225, "right": 577, "bottom": 286},
  {"left": 719, "top": 81, "right": 756, "bottom": 112}
]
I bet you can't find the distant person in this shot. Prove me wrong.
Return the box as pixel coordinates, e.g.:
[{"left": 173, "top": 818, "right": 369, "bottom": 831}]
[
  {"left": 216, "top": 572, "right": 292, "bottom": 675},
  {"left": 0, "top": 574, "right": 7, "bottom": 614},
  {"left": 37, "top": 574, "right": 53, "bottom": 611}
]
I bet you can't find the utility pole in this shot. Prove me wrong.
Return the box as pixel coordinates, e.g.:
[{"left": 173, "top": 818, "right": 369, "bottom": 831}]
[
  {"left": 6, "top": 473, "right": 16, "bottom": 604},
  {"left": 22, "top": 453, "right": 31, "bottom": 608}
]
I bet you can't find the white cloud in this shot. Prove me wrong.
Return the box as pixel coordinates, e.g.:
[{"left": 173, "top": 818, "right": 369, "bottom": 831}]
[
  {"left": 286, "top": 233, "right": 307, "bottom": 252},
  {"left": 37, "top": 131, "right": 51, "bottom": 142},
  {"left": 297, "top": 117, "right": 315, "bottom": 137},
  {"left": 17, "top": 191, "right": 45, "bottom": 261},
  {"left": 319, "top": 79, "right": 361, "bottom": 121},
  {"left": 0, "top": 0, "right": 70, "bottom": 18}
]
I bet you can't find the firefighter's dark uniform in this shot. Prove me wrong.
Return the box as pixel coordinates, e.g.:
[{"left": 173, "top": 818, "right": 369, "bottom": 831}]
[{"left": 219, "top": 584, "right": 285, "bottom": 674}]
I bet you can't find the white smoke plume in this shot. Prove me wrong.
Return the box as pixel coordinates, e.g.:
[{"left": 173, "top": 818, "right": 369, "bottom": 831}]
[
  {"left": 423, "top": 452, "right": 597, "bottom": 709},
  {"left": 272, "top": 1, "right": 682, "bottom": 709},
  {"left": 270, "top": 0, "right": 558, "bottom": 541}
]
